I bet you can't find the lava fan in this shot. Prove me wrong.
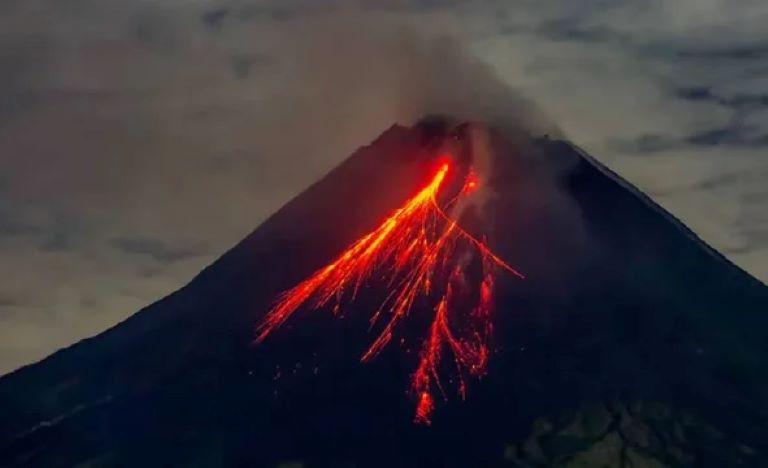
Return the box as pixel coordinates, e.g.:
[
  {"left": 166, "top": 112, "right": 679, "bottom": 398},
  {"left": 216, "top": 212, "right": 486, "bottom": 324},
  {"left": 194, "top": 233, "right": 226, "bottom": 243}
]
[{"left": 255, "top": 155, "right": 524, "bottom": 424}]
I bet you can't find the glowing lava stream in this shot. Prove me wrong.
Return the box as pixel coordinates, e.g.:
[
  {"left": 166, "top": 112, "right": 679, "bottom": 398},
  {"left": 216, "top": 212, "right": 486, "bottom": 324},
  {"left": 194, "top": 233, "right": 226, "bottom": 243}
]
[{"left": 255, "top": 160, "right": 524, "bottom": 424}]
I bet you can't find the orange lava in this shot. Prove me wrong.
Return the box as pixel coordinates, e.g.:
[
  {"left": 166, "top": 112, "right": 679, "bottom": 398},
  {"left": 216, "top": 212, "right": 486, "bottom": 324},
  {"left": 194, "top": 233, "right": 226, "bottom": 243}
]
[{"left": 256, "top": 159, "right": 523, "bottom": 424}]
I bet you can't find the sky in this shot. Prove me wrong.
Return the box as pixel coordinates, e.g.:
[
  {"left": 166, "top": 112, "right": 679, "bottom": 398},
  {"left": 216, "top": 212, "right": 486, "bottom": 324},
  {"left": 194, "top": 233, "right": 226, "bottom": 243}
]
[{"left": 0, "top": 0, "right": 767, "bottom": 375}]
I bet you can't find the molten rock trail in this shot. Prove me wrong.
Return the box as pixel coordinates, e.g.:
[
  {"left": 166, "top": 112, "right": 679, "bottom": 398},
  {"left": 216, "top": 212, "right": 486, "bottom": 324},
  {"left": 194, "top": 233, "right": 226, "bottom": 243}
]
[{"left": 255, "top": 158, "right": 523, "bottom": 424}]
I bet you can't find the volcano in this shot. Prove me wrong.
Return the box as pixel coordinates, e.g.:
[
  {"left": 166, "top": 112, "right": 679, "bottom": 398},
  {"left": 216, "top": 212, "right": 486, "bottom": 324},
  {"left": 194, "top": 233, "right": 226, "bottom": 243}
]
[{"left": 1, "top": 120, "right": 767, "bottom": 468}]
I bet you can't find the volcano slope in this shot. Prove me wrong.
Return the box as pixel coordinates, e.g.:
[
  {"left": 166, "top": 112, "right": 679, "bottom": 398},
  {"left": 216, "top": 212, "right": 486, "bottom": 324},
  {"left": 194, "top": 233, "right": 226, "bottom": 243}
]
[{"left": 0, "top": 120, "right": 767, "bottom": 468}]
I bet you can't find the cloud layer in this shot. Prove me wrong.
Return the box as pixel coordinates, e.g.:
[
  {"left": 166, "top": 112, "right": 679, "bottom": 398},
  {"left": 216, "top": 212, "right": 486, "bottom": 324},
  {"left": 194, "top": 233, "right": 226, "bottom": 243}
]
[{"left": 0, "top": 0, "right": 766, "bottom": 374}]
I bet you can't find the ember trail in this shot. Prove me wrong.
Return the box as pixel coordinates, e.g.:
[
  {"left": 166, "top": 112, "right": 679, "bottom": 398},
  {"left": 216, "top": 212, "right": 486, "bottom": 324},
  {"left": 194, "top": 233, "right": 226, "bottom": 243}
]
[{"left": 256, "top": 158, "right": 524, "bottom": 424}]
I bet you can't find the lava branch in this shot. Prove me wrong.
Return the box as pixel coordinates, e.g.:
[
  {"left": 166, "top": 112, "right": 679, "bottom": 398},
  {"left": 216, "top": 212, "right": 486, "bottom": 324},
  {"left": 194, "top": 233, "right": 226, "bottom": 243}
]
[
  {"left": 255, "top": 161, "right": 523, "bottom": 424},
  {"left": 411, "top": 260, "right": 498, "bottom": 424}
]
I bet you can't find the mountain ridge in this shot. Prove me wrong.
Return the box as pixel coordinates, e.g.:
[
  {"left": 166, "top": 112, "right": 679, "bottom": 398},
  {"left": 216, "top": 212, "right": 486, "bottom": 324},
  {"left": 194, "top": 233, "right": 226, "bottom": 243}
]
[
  {"left": 1, "top": 122, "right": 767, "bottom": 467},
  {"left": 566, "top": 139, "right": 766, "bottom": 289}
]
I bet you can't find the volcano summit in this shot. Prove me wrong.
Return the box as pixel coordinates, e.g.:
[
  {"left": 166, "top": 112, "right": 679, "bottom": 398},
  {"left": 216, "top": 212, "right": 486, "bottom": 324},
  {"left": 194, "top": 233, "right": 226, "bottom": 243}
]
[{"left": 1, "top": 120, "right": 767, "bottom": 467}]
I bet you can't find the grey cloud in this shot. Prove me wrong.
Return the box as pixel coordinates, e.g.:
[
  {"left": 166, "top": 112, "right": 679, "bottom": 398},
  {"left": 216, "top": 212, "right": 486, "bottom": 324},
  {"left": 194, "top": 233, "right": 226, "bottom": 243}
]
[
  {"left": 738, "top": 227, "right": 768, "bottom": 253},
  {"left": 736, "top": 180, "right": 768, "bottom": 245},
  {"left": 729, "top": 219, "right": 768, "bottom": 256},
  {"left": 0, "top": 295, "right": 18, "bottom": 308},
  {"left": 41, "top": 231, "right": 74, "bottom": 253},
  {"left": 609, "top": 127, "right": 768, "bottom": 155},
  {"left": 608, "top": 134, "right": 684, "bottom": 155},
  {"left": 675, "top": 86, "right": 768, "bottom": 109},
  {"left": 110, "top": 237, "right": 208, "bottom": 264},
  {"left": 36, "top": 214, "right": 93, "bottom": 253},
  {"left": 201, "top": 8, "right": 230, "bottom": 30},
  {"left": 673, "top": 44, "right": 768, "bottom": 60},
  {"left": 0, "top": 296, "right": 22, "bottom": 322},
  {"left": 238, "top": 5, "right": 298, "bottom": 22},
  {"left": 692, "top": 170, "right": 767, "bottom": 192},
  {"left": 229, "top": 54, "right": 273, "bottom": 79},
  {"left": 0, "top": 217, "right": 42, "bottom": 237},
  {"left": 530, "top": 20, "right": 768, "bottom": 70},
  {"left": 687, "top": 126, "right": 768, "bottom": 148},
  {"left": 389, "top": 0, "right": 464, "bottom": 12},
  {"left": 233, "top": 1, "right": 335, "bottom": 23},
  {"left": 676, "top": 87, "right": 717, "bottom": 102},
  {"left": 725, "top": 94, "right": 768, "bottom": 108},
  {"left": 533, "top": 20, "right": 630, "bottom": 47}
]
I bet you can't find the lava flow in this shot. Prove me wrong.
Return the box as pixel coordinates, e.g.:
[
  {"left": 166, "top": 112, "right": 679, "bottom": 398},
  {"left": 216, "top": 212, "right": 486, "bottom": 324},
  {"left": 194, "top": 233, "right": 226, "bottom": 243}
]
[{"left": 255, "top": 158, "right": 523, "bottom": 424}]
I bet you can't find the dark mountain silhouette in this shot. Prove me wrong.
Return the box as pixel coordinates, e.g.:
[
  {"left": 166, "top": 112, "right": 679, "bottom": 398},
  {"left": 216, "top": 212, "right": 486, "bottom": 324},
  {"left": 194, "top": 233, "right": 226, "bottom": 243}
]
[{"left": 1, "top": 120, "right": 767, "bottom": 468}]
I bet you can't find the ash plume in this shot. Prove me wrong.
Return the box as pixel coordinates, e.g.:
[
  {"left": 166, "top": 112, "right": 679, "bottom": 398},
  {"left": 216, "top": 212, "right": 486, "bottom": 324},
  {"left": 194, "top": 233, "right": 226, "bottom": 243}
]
[{"left": 257, "top": 13, "right": 560, "bottom": 162}]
